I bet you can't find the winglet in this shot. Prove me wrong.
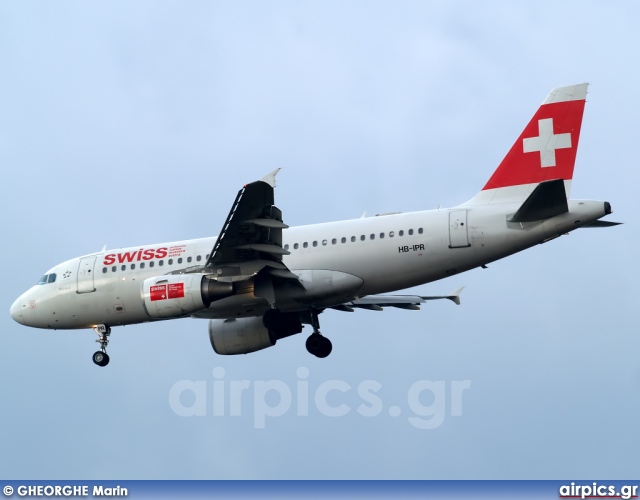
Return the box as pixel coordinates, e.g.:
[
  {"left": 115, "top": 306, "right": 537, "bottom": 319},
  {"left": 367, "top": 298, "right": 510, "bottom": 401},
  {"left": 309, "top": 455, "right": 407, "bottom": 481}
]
[
  {"left": 260, "top": 168, "right": 281, "bottom": 188},
  {"left": 448, "top": 287, "right": 464, "bottom": 305},
  {"left": 419, "top": 286, "right": 464, "bottom": 305}
]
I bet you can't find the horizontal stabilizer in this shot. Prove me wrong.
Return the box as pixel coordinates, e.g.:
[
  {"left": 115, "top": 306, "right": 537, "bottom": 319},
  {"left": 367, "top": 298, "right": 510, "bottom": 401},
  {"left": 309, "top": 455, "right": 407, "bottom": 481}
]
[
  {"left": 582, "top": 220, "right": 623, "bottom": 228},
  {"left": 508, "top": 179, "right": 568, "bottom": 223}
]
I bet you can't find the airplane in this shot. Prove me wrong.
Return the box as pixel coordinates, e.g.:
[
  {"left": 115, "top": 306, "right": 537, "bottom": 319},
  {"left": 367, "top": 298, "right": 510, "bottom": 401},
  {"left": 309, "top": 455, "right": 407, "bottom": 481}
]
[{"left": 10, "top": 83, "right": 620, "bottom": 367}]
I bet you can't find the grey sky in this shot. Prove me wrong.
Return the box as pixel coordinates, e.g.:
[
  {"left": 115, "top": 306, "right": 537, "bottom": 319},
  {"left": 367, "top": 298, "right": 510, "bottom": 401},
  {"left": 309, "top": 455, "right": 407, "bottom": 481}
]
[{"left": 1, "top": 1, "right": 638, "bottom": 479}]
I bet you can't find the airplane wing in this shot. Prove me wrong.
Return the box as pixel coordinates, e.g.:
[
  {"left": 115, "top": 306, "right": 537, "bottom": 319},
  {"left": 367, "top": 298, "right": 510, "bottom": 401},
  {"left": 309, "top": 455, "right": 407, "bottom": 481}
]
[
  {"left": 203, "top": 169, "right": 294, "bottom": 280},
  {"left": 330, "top": 288, "right": 464, "bottom": 312}
]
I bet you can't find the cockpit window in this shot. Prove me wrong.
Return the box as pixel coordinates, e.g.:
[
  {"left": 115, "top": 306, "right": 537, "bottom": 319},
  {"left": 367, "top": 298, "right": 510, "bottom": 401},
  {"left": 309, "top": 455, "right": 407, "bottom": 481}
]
[{"left": 37, "top": 273, "right": 57, "bottom": 285}]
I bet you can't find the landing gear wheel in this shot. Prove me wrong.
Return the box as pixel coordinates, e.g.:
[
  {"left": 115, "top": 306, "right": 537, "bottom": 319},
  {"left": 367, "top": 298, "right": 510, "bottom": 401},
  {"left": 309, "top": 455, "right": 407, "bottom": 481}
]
[
  {"left": 306, "top": 333, "right": 322, "bottom": 354},
  {"left": 306, "top": 333, "right": 332, "bottom": 358},
  {"left": 317, "top": 336, "right": 332, "bottom": 358},
  {"left": 92, "top": 324, "right": 112, "bottom": 367},
  {"left": 92, "top": 351, "right": 110, "bottom": 367}
]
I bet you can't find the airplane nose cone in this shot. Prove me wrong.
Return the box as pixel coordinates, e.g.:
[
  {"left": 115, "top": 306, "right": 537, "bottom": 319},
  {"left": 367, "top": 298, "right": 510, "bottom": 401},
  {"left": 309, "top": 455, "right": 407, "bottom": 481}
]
[{"left": 10, "top": 298, "right": 25, "bottom": 325}]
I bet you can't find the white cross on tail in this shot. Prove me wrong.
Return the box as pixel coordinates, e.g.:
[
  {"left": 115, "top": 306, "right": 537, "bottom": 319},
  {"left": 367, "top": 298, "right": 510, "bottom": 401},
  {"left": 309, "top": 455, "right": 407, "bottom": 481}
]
[{"left": 523, "top": 118, "right": 571, "bottom": 167}]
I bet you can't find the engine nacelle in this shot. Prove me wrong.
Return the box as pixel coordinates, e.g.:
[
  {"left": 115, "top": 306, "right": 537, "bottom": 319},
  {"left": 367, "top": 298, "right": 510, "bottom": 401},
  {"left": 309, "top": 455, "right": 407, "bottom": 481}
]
[
  {"left": 209, "top": 317, "right": 275, "bottom": 355},
  {"left": 142, "top": 274, "right": 234, "bottom": 319}
]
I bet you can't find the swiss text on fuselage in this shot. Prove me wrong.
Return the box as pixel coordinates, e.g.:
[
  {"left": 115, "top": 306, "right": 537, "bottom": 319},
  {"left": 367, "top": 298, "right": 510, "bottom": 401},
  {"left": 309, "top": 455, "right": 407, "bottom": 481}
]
[{"left": 103, "top": 247, "right": 168, "bottom": 265}]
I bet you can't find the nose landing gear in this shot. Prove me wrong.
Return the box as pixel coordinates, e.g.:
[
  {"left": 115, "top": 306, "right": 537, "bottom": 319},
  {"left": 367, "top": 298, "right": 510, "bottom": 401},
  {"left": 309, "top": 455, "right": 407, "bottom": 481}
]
[{"left": 92, "top": 325, "right": 111, "bottom": 367}]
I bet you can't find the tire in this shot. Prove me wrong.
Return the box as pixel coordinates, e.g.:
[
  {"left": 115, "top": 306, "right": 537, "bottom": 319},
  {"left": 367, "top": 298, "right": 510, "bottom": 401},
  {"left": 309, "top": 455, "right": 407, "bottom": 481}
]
[
  {"left": 316, "top": 336, "right": 332, "bottom": 358},
  {"left": 305, "top": 333, "right": 322, "bottom": 355},
  {"left": 306, "top": 334, "right": 332, "bottom": 358},
  {"left": 92, "top": 351, "right": 110, "bottom": 367}
]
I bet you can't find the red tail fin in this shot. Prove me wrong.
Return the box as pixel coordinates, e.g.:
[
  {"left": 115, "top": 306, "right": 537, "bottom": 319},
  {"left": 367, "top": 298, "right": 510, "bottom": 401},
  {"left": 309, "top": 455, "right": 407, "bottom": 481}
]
[{"left": 482, "top": 83, "right": 587, "bottom": 191}]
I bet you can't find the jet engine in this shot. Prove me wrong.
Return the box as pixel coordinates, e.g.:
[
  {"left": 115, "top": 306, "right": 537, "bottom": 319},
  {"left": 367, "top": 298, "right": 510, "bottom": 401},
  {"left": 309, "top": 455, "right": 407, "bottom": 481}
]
[
  {"left": 209, "top": 311, "right": 304, "bottom": 355},
  {"left": 209, "top": 317, "right": 274, "bottom": 355},
  {"left": 142, "top": 274, "right": 234, "bottom": 319}
]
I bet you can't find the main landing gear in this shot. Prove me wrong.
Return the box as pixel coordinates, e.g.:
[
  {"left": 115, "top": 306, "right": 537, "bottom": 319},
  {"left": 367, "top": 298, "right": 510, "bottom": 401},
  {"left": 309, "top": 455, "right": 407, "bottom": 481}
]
[
  {"left": 262, "top": 308, "right": 332, "bottom": 358},
  {"left": 305, "top": 310, "right": 332, "bottom": 359},
  {"left": 92, "top": 324, "right": 111, "bottom": 367}
]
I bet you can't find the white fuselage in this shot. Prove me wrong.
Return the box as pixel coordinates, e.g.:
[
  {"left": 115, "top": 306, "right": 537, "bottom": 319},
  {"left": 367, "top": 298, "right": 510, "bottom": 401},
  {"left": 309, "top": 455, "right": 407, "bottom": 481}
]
[{"left": 10, "top": 198, "right": 608, "bottom": 330}]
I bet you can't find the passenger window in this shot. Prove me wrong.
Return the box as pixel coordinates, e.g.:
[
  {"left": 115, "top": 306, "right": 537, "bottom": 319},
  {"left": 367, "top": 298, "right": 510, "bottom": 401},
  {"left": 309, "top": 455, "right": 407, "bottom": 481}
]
[
  {"left": 178, "top": 257, "right": 183, "bottom": 264},
  {"left": 341, "top": 237, "right": 346, "bottom": 243},
  {"left": 168, "top": 259, "right": 173, "bottom": 265},
  {"left": 294, "top": 243, "right": 299, "bottom": 249},
  {"left": 140, "top": 262, "right": 145, "bottom": 269},
  {"left": 121, "top": 265, "right": 126, "bottom": 271},
  {"left": 303, "top": 242, "right": 308, "bottom": 248},
  {"left": 409, "top": 229, "right": 414, "bottom": 235},
  {"left": 284, "top": 244, "right": 289, "bottom": 251},
  {"left": 322, "top": 239, "right": 327, "bottom": 246},
  {"left": 419, "top": 228, "right": 424, "bottom": 234},
  {"left": 159, "top": 260, "right": 164, "bottom": 266},
  {"left": 389, "top": 231, "right": 395, "bottom": 237},
  {"left": 313, "top": 241, "right": 318, "bottom": 247},
  {"left": 332, "top": 238, "right": 337, "bottom": 245},
  {"left": 399, "top": 230, "right": 404, "bottom": 236},
  {"left": 149, "top": 261, "right": 154, "bottom": 268},
  {"left": 187, "top": 256, "right": 192, "bottom": 263},
  {"left": 361, "top": 235, "right": 365, "bottom": 241},
  {"left": 380, "top": 232, "right": 385, "bottom": 239},
  {"left": 370, "top": 234, "right": 375, "bottom": 240},
  {"left": 206, "top": 254, "right": 210, "bottom": 259},
  {"left": 351, "top": 236, "right": 356, "bottom": 242},
  {"left": 196, "top": 255, "right": 201, "bottom": 262},
  {"left": 131, "top": 264, "right": 135, "bottom": 270},
  {"left": 112, "top": 266, "right": 116, "bottom": 272},
  {"left": 102, "top": 267, "right": 107, "bottom": 274}
]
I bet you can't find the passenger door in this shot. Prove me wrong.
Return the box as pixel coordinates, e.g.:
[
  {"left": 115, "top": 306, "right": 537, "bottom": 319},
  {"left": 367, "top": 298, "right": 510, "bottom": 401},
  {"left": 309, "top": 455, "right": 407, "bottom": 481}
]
[
  {"left": 77, "top": 256, "right": 97, "bottom": 293},
  {"left": 449, "top": 210, "right": 470, "bottom": 248}
]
